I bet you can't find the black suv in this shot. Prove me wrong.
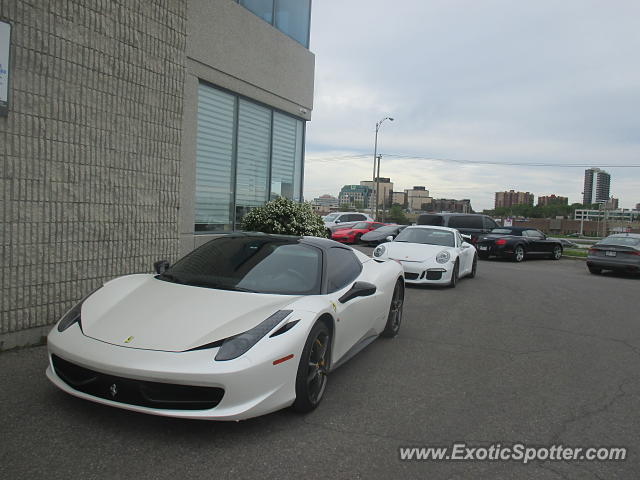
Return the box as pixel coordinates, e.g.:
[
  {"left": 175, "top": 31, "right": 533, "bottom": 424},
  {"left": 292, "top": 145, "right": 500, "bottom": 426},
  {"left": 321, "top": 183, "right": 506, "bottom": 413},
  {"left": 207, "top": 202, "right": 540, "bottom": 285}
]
[{"left": 416, "top": 213, "right": 499, "bottom": 243}]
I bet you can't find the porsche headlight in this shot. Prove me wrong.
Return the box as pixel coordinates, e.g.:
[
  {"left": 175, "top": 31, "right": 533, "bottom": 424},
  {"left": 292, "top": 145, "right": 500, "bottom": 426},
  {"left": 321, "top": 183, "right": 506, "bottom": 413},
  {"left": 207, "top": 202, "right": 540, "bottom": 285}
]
[
  {"left": 436, "top": 250, "right": 451, "bottom": 264},
  {"left": 373, "top": 245, "right": 386, "bottom": 257},
  {"left": 215, "top": 310, "right": 293, "bottom": 361},
  {"left": 57, "top": 287, "right": 100, "bottom": 332}
]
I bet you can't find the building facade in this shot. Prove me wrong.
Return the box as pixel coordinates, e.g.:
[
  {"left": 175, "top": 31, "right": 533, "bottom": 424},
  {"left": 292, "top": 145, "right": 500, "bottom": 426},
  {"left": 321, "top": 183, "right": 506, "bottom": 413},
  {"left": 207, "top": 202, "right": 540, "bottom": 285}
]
[
  {"left": 311, "top": 194, "right": 339, "bottom": 215},
  {"left": 360, "top": 177, "right": 393, "bottom": 209},
  {"left": 391, "top": 191, "right": 407, "bottom": 207},
  {"left": 0, "top": 0, "right": 314, "bottom": 349},
  {"left": 495, "top": 190, "right": 535, "bottom": 209},
  {"left": 338, "top": 185, "right": 371, "bottom": 208},
  {"left": 537, "top": 195, "right": 568, "bottom": 207},
  {"left": 405, "top": 186, "right": 431, "bottom": 211},
  {"left": 428, "top": 198, "right": 473, "bottom": 213},
  {"left": 583, "top": 168, "right": 611, "bottom": 205}
]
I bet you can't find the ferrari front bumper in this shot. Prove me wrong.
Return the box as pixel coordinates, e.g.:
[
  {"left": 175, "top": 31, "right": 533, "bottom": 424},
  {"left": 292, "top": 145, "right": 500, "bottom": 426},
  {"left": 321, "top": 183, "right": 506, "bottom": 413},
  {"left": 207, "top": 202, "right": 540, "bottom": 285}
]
[{"left": 46, "top": 323, "right": 306, "bottom": 420}]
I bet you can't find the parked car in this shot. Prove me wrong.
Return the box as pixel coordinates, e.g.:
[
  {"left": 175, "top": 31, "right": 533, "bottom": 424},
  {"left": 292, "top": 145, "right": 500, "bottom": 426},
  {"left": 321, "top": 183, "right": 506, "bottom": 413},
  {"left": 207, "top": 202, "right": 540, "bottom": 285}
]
[
  {"left": 46, "top": 233, "right": 405, "bottom": 420},
  {"left": 361, "top": 224, "right": 408, "bottom": 245},
  {"left": 476, "top": 227, "right": 563, "bottom": 262},
  {"left": 373, "top": 226, "right": 477, "bottom": 287},
  {"left": 331, "top": 221, "right": 388, "bottom": 244},
  {"left": 586, "top": 233, "right": 640, "bottom": 275},
  {"left": 323, "top": 212, "right": 373, "bottom": 229},
  {"left": 550, "top": 237, "right": 580, "bottom": 249},
  {"left": 416, "top": 213, "right": 499, "bottom": 244}
]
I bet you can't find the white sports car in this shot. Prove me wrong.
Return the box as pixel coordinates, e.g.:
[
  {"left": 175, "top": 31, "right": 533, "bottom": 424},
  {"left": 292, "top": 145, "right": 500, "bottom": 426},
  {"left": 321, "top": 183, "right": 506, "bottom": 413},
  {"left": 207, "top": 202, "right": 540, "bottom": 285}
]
[
  {"left": 46, "top": 234, "right": 404, "bottom": 420},
  {"left": 373, "top": 226, "right": 477, "bottom": 287}
]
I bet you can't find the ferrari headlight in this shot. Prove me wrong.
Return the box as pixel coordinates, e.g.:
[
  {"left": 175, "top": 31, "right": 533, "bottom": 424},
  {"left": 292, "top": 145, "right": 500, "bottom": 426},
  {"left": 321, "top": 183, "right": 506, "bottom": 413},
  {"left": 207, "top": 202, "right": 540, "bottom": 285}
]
[
  {"left": 373, "top": 245, "right": 386, "bottom": 257},
  {"left": 436, "top": 250, "right": 451, "bottom": 264},
  {"left": 215, "top": 310, "right": 293, "bottom": 361},
  {"left": 57, "top": 287, "right": 100, "bottom": 332}
]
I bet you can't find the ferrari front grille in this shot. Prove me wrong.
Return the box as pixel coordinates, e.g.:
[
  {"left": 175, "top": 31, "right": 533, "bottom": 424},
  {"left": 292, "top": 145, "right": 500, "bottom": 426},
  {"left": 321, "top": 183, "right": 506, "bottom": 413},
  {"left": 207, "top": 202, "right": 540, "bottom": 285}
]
[{"left": 51, "top": 355, "right": 224, "bottom": 410}]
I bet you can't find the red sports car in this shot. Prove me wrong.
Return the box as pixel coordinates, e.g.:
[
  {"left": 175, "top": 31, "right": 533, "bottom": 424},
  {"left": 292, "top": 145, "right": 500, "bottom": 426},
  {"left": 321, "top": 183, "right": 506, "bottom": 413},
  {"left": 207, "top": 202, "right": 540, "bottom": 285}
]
[{"left": 331, "top": 221, "right": 389, "bottom": 244}]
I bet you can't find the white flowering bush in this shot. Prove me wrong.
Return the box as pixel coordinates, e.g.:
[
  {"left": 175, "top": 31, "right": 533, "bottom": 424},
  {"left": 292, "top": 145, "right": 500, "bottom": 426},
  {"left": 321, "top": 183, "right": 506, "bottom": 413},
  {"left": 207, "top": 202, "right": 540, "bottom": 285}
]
[{"left": 240, "top": 197, "right": 327, "bottom": 237}]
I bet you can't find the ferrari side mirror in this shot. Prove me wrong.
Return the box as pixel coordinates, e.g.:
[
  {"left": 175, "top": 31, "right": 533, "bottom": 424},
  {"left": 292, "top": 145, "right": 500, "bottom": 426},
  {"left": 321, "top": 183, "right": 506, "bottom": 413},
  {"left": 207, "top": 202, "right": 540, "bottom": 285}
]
[
  {"left": 338, "top": 282, "right": 377, "bottom": 304},
  {"left": 154, "top": 260, "right": 170, "bottom": 274}
]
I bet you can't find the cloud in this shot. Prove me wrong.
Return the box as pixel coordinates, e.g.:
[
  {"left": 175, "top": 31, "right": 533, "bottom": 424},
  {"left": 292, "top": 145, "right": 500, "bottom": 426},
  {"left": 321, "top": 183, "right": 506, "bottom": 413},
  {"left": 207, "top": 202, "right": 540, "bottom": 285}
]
[{"left": 305, "top": 0, "right": 640, "bottom": 210}]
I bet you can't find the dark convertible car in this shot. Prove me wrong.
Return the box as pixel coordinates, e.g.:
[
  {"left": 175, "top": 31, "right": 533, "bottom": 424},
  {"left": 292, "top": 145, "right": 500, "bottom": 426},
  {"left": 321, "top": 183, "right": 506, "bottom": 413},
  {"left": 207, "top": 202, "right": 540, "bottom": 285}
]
[{"left": 476, "top": 227, "right": 563, "bottom": 262}]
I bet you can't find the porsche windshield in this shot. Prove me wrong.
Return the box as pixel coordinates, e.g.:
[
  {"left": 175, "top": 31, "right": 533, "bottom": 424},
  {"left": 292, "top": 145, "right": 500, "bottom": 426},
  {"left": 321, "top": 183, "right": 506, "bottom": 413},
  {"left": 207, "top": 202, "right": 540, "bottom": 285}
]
[
  {"left": 394, "top": 228, "right": 455, "bottom": 247},
  {"left": 158, "top": 236, "right": 322, "bottom": 295}
]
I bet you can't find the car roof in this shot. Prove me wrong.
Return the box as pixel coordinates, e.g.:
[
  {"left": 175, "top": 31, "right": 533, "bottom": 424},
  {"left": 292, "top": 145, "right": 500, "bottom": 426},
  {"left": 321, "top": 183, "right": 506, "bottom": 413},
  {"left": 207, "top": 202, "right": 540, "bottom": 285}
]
[
  {"left": 404, "top": 225, "right": 459, "bottom": 233},
  {"left": 608, "top": 233, "right": 640, "bottom": 238},
  {"left": 494, "top": 227, "right": 532, "bottom": 232}
]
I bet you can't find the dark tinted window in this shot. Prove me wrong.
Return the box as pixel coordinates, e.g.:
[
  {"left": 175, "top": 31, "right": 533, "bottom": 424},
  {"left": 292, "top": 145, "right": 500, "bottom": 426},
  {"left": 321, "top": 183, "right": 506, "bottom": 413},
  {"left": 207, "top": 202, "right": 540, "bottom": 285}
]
[
  {"left": 483, "top": 217, "right": 499, "bottom": 230},
  {"left": 352, "top": 214, "right": 367, "bottom": 221},
  {"left": 491, "top": 228, "right": 521, "bottom": 236},
  {"left": 524, "top": 230, "right": 544, "bottom": 239},
  {"left": 417, "top": 214, "right": 444, "bottom": 226},
  {"left": 447, "top": 215, "right": 484, "bottom": 229},
  {"left": 161, "top": 236, "right": 322, "bottom": 295},
  {"left": 327, "top": 247, "right": 362, "bottom": 292}
]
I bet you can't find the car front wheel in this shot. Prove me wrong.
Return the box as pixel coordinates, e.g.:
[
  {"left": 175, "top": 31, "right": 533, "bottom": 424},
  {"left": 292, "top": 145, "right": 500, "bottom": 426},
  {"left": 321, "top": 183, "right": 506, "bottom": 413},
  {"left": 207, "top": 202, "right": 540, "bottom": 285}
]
[{"left": 292, "top": 321, "right": 331, "bottom": 413}]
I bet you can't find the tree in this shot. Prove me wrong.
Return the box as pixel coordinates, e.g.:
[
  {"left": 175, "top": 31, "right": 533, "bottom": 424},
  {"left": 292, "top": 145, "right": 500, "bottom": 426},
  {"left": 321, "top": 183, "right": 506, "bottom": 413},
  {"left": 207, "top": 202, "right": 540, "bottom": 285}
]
[
  {"left": 386, "top": 205, "right": 409, "bottom": 224},
  {"left": 241, "top": 197, "right": 327, "bottom": 237}
]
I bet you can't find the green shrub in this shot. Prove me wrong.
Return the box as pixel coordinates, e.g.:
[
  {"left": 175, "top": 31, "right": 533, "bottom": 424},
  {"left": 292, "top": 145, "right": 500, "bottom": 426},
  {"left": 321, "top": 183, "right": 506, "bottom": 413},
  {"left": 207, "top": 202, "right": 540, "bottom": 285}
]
[{"left": 240, "top": 197, "right": 327, "bottom": 237}]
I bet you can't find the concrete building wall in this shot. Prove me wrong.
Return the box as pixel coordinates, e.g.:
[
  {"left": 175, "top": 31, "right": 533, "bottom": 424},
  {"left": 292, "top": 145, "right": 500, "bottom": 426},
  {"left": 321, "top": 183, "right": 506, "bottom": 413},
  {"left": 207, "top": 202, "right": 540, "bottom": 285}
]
[{"left": 0, "top": 1, "right": 188, "bottom": 349}]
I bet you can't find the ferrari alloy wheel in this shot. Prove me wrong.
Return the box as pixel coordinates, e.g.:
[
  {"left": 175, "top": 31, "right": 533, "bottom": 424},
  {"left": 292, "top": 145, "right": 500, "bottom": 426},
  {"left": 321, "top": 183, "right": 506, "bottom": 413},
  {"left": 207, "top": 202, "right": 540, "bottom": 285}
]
[
  {"left": 448, "top": 260, "right": 459, "bottom": 288},
  {"left": 552, "top": 246, "right": 562, "bottom": 260},
  {"left": 382, "top": 280, "right": 404, "bottom": 338},
  {"left": 514, "top": 245, "right": 525, "bottom": 262},
  {"left": 588, "top": 266, "right": 602, "bottom": 275},
  {"left": 469, "top": 254, "right": 478, "bottom": 278},
  {"left": 292, "top": 321, "right": 331, "bottom": 413}
]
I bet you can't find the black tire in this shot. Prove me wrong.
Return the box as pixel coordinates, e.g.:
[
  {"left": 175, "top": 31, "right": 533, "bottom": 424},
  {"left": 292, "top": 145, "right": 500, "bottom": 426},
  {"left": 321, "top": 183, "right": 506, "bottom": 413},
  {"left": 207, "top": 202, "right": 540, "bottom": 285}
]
[
  {"left": 478, "top": 252, "right": 489, "bottom": 260},
  {"left": 468, "top": 254, "right": 478, "bottom": 278},
  {"left": 354, "top": 233, "right": 362, "bottom": 244},
  {"left": 552, "top": 245, "right": 563, "bottom": 260},
  {"left": 588, "top": 266, "right": 603, "bottom": 275},
  {"left": 449, "top": 260, "right": 459, "bottom": 288},
  {"left": 513, "top": 245, "right": 525, "bottom": 262},
  {"left": 292, "top": 321, "right": 331, "bottom": 413},
  {"left": 382, "top": 280, "right": 404, "bottom": 338}
]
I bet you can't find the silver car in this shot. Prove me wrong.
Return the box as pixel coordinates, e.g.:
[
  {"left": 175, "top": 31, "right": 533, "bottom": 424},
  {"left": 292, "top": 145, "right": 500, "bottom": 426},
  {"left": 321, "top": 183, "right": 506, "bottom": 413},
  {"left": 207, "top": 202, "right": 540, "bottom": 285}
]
[{"left": 586, "top": 234, "right": 640, "bottom": 275}]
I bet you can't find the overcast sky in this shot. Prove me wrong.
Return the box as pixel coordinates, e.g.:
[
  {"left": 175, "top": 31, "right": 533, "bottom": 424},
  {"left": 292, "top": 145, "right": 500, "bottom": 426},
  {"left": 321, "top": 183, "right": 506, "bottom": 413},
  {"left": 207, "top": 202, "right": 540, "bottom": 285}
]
[{"left": 304, "top": 0, "right": 640, "bottom": 211}]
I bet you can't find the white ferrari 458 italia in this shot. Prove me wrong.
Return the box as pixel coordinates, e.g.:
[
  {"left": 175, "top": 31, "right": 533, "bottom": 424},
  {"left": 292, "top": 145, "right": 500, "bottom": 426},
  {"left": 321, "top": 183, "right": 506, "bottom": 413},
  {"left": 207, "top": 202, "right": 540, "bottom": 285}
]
[
  {"left": 46, "top": 233, "right": 404, "bottom": 420},
  {"left": 373, "top": 225, "right": 477, "bottom": 287}
]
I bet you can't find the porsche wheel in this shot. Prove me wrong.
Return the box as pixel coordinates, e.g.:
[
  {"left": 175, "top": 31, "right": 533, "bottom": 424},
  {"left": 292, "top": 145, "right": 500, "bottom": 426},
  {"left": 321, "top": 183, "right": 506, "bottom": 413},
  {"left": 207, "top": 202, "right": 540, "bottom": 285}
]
[
  {"left": 292, "top": 321, "right": 331, "bottom": 413},
  {"left": 448, "top": 260, "right": 459, "bottom": 288},
  {"left": 468, "top": 254, "right": 478, "bottom": 278},
  {"left": 513, "top": 245, "right": 525, "bottom": 262},
  {"left": 382, "top": 280, "right": 404, "bottom": 338}
]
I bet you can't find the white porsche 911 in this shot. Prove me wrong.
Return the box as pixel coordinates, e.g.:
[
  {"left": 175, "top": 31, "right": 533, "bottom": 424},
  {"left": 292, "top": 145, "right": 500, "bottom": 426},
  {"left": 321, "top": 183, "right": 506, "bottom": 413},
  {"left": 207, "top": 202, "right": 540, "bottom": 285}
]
[
  {"left": 372, "top": 226, "right": 477, "bottom": 287},
  {"left": 46, "top": 233, "right": 404, "bottom": 420}
]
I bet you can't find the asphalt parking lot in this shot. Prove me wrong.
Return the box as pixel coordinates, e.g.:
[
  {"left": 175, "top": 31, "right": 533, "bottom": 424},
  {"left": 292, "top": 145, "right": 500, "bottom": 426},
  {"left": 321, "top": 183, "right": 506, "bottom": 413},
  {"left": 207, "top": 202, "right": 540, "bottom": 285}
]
[{"left": 2, "top": 253, "right": 639, "bottom": 479}]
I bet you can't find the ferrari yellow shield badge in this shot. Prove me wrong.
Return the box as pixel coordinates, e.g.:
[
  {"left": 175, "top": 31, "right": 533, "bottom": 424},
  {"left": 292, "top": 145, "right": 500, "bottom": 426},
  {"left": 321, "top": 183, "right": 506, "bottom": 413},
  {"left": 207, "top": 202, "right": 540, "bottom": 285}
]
[{"left": 124, "top": 336, "right": 134, "bottom": 344}]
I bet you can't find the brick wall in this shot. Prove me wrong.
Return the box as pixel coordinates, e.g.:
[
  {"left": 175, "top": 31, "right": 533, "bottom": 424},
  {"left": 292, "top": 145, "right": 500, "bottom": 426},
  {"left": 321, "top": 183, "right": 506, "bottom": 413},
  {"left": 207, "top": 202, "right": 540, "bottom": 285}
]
[{"left": 0, "top": 1, "right": 187, "bottom": 348}]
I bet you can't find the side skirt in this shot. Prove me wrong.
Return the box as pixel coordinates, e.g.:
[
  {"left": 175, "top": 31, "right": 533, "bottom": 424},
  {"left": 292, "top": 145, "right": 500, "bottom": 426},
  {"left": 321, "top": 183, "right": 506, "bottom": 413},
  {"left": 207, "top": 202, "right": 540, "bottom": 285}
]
[{"left": 330, "top": 333, "right": 379, "bottom": 372}]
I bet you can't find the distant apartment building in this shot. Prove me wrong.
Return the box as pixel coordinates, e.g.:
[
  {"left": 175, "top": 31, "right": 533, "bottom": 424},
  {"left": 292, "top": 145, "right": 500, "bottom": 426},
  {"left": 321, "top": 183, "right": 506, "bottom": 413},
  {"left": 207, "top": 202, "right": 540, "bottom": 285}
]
[
  {"left": 636, "top": 203, "right": 640, "bottom": 211},
  {"left": 311, "top": 194, "right": 339, "bottom": 215},
  {"left": 391, "top": 191, "right": 407, "bottom": 207},
  {"left": 604, "top": 197, "right": 619, "bottom": 210},
  {"left": 339, "top": 185, "right": 371, "bottom": 208},
  {"left": 537, "top": 195, "right": 569, "bottom": 207},
  {"left": 495, "top": 190, "right": 535, "bottom": 209},
  {"left": 583, "top": 168, "right": 611, "bottom": 205},
  {"left": 360, "top": 177, "right": 393, "bottom": 208},
  {"left": 405, "top": 186, "right": 432, "bottom": 211},
  {"left": 428, "top": 198, "right": 473, "bottom": 213}
]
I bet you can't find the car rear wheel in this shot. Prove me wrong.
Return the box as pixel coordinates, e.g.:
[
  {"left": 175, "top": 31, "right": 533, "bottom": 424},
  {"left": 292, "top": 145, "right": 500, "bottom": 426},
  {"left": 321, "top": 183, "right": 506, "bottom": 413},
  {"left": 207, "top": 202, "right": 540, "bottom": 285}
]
[
  {"left": 468, "top": 254, "right": 478, "bottom": 278},
  {"left": 382, "top": 280, "right": 404, "bottom": 338},
  {"left": 552, "top": 245, "right": 563, "bottom": 260},
  {"left": 588, "top": 266, "right": 603, "bottom": 275},
  {"left": 448, "top": 260, "right": 459, "bottom": 288},
  {"left": 292, "top": 321, "right": 331, "bottom": 413},
  {"left": 513, "top": 245, "right": 525, "bottom": 262}
]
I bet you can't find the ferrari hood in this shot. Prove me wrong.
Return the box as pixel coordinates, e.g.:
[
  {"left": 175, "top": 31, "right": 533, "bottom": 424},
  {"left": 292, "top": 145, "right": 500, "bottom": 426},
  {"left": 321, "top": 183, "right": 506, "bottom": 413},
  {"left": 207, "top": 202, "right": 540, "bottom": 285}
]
[
  {"left": 387, "top": 242, "right": 452, "bottom": 262},
  {"left": 81, "top": 274, "right": 300, "bottom": 352}
]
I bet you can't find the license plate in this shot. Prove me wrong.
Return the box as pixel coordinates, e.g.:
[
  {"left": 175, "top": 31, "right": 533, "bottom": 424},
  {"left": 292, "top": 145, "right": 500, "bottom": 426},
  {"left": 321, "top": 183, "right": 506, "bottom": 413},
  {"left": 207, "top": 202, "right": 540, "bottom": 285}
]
[
  {"left": 605, "top": 251, "right": 617, "bottom": 257},
  {"left": 478, "top": 246, "right": 488, "bottom": 251}
]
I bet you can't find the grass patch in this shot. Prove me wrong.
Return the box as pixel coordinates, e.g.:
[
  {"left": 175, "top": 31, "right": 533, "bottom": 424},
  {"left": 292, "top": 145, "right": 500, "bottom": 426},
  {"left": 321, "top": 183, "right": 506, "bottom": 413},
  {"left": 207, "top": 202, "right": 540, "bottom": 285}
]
[{"left": 563, "top": 248, "right": 588, "bottom": 257}]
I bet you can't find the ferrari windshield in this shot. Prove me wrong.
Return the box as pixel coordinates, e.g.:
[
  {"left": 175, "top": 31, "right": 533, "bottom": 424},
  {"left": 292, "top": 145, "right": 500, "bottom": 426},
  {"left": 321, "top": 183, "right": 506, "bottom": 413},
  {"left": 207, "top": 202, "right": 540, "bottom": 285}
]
[
  {"left": 394, "top": 228, "right": 455, "bottom": 247},
  {"left": 158, "top": 235, "right": 322, "bottom": 295}
]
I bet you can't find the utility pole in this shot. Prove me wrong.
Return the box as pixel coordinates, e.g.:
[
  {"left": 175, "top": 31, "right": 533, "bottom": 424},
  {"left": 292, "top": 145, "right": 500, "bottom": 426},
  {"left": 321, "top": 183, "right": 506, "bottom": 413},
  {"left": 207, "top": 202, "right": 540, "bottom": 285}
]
[
  {"left": 375, "top": 154, "right": 382, "bottom": 221},
  {"left": 371, "top": 117, "right": 393, "bottom": 220}
]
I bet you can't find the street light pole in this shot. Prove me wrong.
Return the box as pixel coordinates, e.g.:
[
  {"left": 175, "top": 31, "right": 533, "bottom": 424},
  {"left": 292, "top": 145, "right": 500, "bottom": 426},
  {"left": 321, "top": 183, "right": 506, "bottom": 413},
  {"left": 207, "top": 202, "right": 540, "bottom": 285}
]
[{"left": 372, "top": 116, "right": 393, "bottom": 220}]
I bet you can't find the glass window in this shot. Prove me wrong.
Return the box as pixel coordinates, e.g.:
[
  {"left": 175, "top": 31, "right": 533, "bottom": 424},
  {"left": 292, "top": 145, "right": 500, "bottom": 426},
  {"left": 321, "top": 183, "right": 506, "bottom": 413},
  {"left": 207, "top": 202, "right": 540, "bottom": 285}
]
[
  {"left": 275, "top": 0, "right": 311, "bottom": 47},
  {"left": 447, "top": 215, "right": 484, "bottom": 230},
  {"left": 271, "top": 112, "right": 298, "bottom": 200},
  {"left": 240, "top": 0, "right": 274, "bottom": 23},
  {"left": 417, "top": 214, "right": 444, "bottom": 226},
  {"left": 235, "top": 100, "right": 271, "bottom": 225},
  {"left": 327, "top": 247, "right": 362, "bottom": 293},
  {"left": 524, "top": 230, "right": 544, "bottom": 239},
  {"left": 483, "top": 216, "right": 498, "bottom": 230},
  {"left": 352, "top": 222, "right": 370, "bottom": 230},
  {"left": 395, "top": 228, "right": 455, "bottom": 247},
  {"left": 162, "top": 235, "right": 322, "bottom": 295},
  {"left": 491, "top": 228, "right": 520, "bottom": 235},
  {"left": 195, "top": 84, "right": 235, "bottom": 232}
]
